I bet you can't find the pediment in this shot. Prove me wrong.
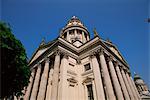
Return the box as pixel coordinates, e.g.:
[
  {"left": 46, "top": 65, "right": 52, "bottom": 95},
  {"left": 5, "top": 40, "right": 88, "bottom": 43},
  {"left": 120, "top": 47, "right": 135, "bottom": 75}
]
[{"left": 29, "top": 47, "right": 49, "bottom": 64}]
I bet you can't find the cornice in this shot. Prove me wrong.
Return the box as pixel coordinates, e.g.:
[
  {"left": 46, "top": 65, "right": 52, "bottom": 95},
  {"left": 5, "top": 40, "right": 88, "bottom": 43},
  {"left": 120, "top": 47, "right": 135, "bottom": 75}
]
[{"left": 29, "top": 36, "right": 129, "bottom": 69}]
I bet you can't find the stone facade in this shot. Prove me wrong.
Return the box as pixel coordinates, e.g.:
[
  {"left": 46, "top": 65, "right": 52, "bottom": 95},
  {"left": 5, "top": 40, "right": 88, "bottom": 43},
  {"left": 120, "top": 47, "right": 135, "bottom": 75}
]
[{"left": 23, "top": 16, "right": 142, "bottom": 100}]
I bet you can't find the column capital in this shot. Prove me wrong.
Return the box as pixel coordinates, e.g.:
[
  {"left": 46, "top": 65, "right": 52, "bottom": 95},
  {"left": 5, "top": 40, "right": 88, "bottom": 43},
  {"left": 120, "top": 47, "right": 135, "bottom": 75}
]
[
  {"left": 114, "top": 61, "right": 119, "bottom": 66},
  {"left": 76, "top": 58, "right": 81, "bottom": 64},
  {"left": 37, "top": 62, "right": 41, "bottom": 67},
  {"left": 44, "top": 57, "right": 50, "bottom": 63},
  {"left": 62, "top": 52, "right": 69, "bottom": 59},
  {"left": 89, "top": 51, "right": 96, "bottom": 59},
  {"left": 97, "top": 48, "right": 104, "bottom": 55},
  {"left": 107, "top": 55, "right": 113, "bottom": 62},
  {"left": 54, "top": 49, "right": 61, "bottom": 56}
]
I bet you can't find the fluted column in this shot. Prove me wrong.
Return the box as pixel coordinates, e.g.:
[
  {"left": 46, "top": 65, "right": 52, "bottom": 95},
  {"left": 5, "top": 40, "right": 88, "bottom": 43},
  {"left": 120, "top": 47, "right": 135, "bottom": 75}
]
[
  {"left": 30, "top": 64, "right": 42, "bottom": 100},
  {"left": 46, "top": 68, "right": 54, "bottom": 100},
  {"left": 126, "top": 73, "right": 140, "bottom": 100},
  {"left": 115, "top": 62, "right": 130, "bottom": 100},
  {"left": 37, "top": 57, "right": 50, "bottom": 100},
  {"left": 129, "top": 76, "right": 141, "bottom": 99},
  {"left": 121, "top": 68, "right": 135, "bottom": 100},
  {"left": 90, "top": 54, "right": 105, "bottom": 100},
  {"left": 24, "top": 69, "right": 35, "bottom": 100},
  {"left": 59, "top": 54, "right": 69, "bottom": 100},
  {"left": 51, "top": 51, "right": 61, "bottom": 100},
  {"left": 98, "top": 48, "right": 116, "bottom": 100},
  {"left": 107, "top": 56, "right": 124, "bottom": 100}
]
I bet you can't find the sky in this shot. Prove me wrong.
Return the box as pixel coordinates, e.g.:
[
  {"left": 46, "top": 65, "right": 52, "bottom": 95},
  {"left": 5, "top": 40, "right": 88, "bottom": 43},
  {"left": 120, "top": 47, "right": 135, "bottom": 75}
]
[{"left": 1, "top": 0, "right": 149, "bottom": 87}]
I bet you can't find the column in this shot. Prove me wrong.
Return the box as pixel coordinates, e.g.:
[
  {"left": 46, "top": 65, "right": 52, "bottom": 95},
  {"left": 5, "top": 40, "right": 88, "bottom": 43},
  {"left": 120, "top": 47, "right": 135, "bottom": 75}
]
[
  {"left": 98, "top": 48, "right": 116, "bottom": 100},
  {"left": 115, "top": 63, "right": 130, "bottom": 100},
  {"left": 91, "top": 54, "right": 105, "bottom": 100},
  {"left": 87, "top": 34, "right": 90, "bottom": 41},
  {"left": 30, "top": 64, "right": 42, "bottom": 100},
  {"left": 74, "top": 29, "right": 77, "bottom": 37},
  {"left": 121, "top": 68, "right": 135, "bottom": 100},
  {"left": 59, "top": 54, "right": 68, "bottom": 100},
  {"left": 24, "top": 69, "right": 35, "bottom": 100},
  {"left": 82, "top": 31, "right": 86, "bottom": 43},
  {"left": 126, "top": 73, "right": 140, "bottom": 100},
  {"left": 67, "top": 31, "right": 70, "bottom": 42},
  {"left": 107, "top": 56, "right": 124, "bottom": 100},
  {"left": 51, "top": 51, "right": 61, "bottom": 100},
  {"left": 46, "top": 68, "right": 54, "bottom": 100},
  {"left": 130, "top": 76, "right": 141, "bottom": 99},
  {"left": 37, "top": 57, "right": 50, "bottom": 100}
]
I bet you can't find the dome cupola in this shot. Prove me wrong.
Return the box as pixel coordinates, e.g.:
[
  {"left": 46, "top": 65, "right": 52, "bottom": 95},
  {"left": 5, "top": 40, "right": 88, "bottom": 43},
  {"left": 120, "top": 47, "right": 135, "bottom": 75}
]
[{"left": 60, "top": 16, "right": 90, "bottom": 47}]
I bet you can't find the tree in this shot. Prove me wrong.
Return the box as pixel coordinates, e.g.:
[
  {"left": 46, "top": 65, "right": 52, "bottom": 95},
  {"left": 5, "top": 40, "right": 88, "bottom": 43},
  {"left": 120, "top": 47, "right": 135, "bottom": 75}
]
[{"left": 0, "top": 22, "right": 31, "bottom": 99}]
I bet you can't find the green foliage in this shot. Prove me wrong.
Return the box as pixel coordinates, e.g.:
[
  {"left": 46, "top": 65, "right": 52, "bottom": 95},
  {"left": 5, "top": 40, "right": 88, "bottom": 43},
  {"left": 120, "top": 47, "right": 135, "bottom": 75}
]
[{"left": 0, "top": 22, "right": 31, "bottom": 98}]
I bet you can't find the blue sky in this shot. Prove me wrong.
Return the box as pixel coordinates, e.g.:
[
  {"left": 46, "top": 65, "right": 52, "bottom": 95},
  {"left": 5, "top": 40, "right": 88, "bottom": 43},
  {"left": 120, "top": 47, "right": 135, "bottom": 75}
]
[{"left": 1, "top": 0, "right": 149, "bottom": 87}]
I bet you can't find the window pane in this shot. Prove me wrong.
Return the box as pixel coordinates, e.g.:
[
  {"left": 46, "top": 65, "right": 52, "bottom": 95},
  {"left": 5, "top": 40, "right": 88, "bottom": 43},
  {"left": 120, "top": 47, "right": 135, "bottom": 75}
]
[{"left": 87, "top": 84, "right": 94, "bottom": 100}]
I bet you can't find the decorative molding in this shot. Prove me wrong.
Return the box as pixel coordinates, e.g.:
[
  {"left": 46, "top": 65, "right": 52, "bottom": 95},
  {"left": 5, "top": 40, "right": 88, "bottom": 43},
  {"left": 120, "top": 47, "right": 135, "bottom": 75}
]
[
  {"left": 97, "top": 47, "right": 104, "bottom": 55},
  {"left": 82, "top": 77, "right": 94, "bottom": 84},
  {"left": 89, "top": 51, "right": 96, "bottom": 59},
  {"left": 114, "top": 61, "right": 119, "bottom": 66},
  {"left": 76, "top": 58, "right": 81, "bottom": 64},
  {"left": 67, "top": 78, "right": 78, "bottom": 83},
  {"left": 55, "top": 49, "right": 61, "bottom": 56},
  {"left": 107, "top": 55, "right": 113, "bottom": 62},
  {"left": 81, "top": 69, "right": 93, "bottom": 76},
  {"left": 62, "top": 52, "right": 69, "bottom": 59},
  {"left": 67, "top": 70, "right": 77, "bottom": 76},
  {"left": 45, "top": 57, "right": 50, "bottom": 63}
]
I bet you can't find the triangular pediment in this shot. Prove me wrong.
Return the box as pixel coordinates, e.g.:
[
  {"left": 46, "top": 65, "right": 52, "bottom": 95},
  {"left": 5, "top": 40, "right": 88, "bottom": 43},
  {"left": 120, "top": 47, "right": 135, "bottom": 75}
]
[{"left": 30, "top": 47, "right": 49, "bottom": 64}]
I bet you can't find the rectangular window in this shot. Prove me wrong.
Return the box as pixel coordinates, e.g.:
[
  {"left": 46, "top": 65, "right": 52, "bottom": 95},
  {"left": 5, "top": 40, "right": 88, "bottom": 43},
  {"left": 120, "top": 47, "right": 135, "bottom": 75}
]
[
  {"left": 87, "top": 84, "right": 94, "bottom": 100},
  {"left": 84, "top": 63, "right": 91, "bottom": 71}
]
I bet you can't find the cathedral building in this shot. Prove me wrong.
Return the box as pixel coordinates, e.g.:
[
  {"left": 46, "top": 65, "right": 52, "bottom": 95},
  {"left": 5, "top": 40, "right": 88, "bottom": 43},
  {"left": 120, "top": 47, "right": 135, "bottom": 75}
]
[{"left": 24, "top": 16, "right": 142, "bottom": 100}]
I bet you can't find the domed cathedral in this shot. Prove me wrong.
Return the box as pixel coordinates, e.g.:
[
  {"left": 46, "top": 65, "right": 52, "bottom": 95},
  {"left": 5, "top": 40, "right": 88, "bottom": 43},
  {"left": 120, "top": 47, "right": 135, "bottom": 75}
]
[{"left": 23, "top": 16, "right": 141, "bottom": 100}]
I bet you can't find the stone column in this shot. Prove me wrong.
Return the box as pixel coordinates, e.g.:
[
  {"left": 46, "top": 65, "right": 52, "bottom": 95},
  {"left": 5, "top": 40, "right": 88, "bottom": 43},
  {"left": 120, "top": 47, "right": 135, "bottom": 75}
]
[
  {"left": 59, "top": 54, "right": 69, "bottom": 100},
  {"left": 37, "top": 57, "right": 50, "bottom": 100},
  {"left": 121, "top": 68, "right": 135, "bottom": 100},
  {"left": 67, "top": 31, "right": 70, "bottom": 42},
  {"left": 129, "top": 76, "right": 141, "bottom": 99},
  {"left": 107, "top": 56, "right": 124, "bottom": 100},
  {"left": 126, "top": 72, "right": 140, "bottom": 100},
  {"left": 82, "top": 31, "right": 86, "bottom": 43},
  {"left": 115, "top": 63, "right": 130, "bottom": 100},
  {"left": 87, "top": 34, "right": 90, "bottom": 41},
  {"left": 46, "top": 68, "right": 54, "bottom": 100},
  {"left": 75, "top": 29, "right": 77, "bottom": 38},
  {"left": 90, "top": 54, "right": 105, "bottom": 100},
  {"left": 98, "top": 48, "right": 116, "bottom": 100},
  {"left": 30, "top": 64, "right": 42, "bottom": 100},
  {"left": 24, "top": 69, "right": 35, "bottom": 100},
  {"left": 51, "top": 51, "right": 61, "bottom": 100}
]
